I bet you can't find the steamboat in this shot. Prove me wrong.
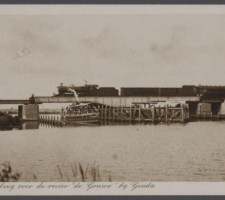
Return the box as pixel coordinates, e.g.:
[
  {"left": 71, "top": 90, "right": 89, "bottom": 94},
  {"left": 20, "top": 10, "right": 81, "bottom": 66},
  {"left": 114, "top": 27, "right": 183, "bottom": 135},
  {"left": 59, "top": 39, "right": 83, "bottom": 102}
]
[
  {"left": 60, "top": 88, "right": 100, "bottom": 125},
  {"left": 61, "top": 102, "right": 100, "bottom": 125}
]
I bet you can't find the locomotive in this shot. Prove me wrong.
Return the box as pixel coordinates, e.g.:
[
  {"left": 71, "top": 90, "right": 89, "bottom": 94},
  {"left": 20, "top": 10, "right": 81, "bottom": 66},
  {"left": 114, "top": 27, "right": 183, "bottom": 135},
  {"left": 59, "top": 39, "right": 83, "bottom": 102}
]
[{"left": 55, "top": 83, "right": 119, "bottom": 97}]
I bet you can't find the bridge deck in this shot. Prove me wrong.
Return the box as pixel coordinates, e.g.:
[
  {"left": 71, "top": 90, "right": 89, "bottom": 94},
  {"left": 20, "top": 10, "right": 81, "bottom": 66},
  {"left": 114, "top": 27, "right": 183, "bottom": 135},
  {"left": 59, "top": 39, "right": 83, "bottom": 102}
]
[
  {"left": 0, "top": 96, "right": 200, "bottom": 105},
  {"left": 33, "top": 96, "right": 200, "bottom": 106},
  {"left": 0, "top": 100, "right": 29, "bottom": 104}
]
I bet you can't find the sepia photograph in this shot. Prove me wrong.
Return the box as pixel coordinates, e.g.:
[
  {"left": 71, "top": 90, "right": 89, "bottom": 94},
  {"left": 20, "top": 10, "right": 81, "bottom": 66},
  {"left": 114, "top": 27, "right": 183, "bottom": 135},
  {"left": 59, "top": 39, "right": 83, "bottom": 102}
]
[{"left": 0, "top": 5, "right": 225, "bottom": 194}]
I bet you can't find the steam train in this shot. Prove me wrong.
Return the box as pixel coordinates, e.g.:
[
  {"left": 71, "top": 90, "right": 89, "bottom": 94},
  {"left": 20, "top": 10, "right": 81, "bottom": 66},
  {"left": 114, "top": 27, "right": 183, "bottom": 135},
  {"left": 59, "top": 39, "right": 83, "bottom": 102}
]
[{"left": 54, "top": 83, "right": 225, "bottom": 100}]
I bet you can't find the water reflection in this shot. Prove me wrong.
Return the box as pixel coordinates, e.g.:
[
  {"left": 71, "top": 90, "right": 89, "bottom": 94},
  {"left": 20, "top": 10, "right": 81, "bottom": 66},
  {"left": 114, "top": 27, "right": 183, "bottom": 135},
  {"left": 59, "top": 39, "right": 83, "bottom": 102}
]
[
  {"left": 39, "top": 122, "right": 63, "bottom": 128},
  {"left": 0, "top": 126, "right": 15, "bottom": 131},
  {"left": 21, "top": 121, "right": 39, "bottom": 130},
  {"left": 0, "top": 121, "right": 39, "bottom": 131}
]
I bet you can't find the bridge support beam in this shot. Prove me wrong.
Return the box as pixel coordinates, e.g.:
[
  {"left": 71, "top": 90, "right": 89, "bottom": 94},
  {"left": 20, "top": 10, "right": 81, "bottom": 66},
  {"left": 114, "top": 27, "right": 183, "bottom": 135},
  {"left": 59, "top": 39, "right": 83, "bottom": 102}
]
[{"left": 18, "top": 104, "right": 39, "bottom": 121}]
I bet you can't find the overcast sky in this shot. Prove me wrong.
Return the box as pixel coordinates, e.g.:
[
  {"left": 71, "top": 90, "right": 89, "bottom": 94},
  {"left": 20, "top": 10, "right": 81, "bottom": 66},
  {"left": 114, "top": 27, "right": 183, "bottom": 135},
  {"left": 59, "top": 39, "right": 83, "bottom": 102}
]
[{"left": 1, "top": 14, "right": 225, "bottom": 99}]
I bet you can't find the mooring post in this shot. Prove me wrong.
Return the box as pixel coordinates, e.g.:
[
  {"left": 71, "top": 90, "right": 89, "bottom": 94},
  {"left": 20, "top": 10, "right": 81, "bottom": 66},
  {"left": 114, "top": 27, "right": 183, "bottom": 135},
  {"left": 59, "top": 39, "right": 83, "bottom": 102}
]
[
  {"left": 97, "top": 105, "right": 100, "bottom": 120},
  {"left": 102, "top": 105, "right": 105, "bottom": 120},
  {"left": 158, "top": 105, "right": 160, "bottom": 122},
  {"left": 117, "top": 107, "right": 119, "bottom": 122},
  {"left": 108, "top": 106, "right": 111, "bottom": 121},
  {"left": 105, "top": 106, "right": 107, "bottom": 121},
  {"left": 130, "top": 105, "right": 132, "bottom": 122},
  {"left": 116, "top": 106, "right": 118, "bottom": 122},
  {"left": 107, "top": 106, "right": 109, "bottom": 121},
  {"left": 113, "top": 107, "right": 115, "bottom": 122},
  {"left": 138, "top": 105, "right": 141, "bottom": 123},
  {"left": 100, "top": 105, "right": 102, "bottom": 120},
  {"left": 152, "top": 105, "right": 155, "bottom": 123},
  {"left": 181, "top": 104, "right": 184, "bottom": 123},
  {"left": 166, "top": 104, "right": 168, "bottom": 123},
  {"left": 121, "top": 106, "right": 123, "bottom": 122}
]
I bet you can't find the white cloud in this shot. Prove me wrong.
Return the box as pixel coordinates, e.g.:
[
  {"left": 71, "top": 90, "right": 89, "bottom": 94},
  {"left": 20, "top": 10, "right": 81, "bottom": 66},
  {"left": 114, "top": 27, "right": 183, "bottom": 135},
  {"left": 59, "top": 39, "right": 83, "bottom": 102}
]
[{"left": 0, "top": 14, "right": 225, "bottom": 98}]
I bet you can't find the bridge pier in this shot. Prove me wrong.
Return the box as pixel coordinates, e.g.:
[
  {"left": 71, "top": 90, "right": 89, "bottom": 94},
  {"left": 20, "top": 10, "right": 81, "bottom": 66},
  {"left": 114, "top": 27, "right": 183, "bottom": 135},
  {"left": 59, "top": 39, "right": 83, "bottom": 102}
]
[
  {"left": 219, "top": 102, "right": 225, "bottom": 115},
  {"left": 18, "top": 104, "right": 39, "bottom": 121}
]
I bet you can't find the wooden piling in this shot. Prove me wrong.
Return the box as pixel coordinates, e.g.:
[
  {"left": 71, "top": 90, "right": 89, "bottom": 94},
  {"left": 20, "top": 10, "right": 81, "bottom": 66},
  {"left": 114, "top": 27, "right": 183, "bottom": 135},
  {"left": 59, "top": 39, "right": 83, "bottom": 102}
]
[
  {"left": 138, "top": 105, "right": 141, "bottom": 123},
  {"left": 105, "top": 106, "right": 107, "bottom": 121},
  {"left": 130, "top": 106, "right": 132, "bottom": 122},
  {"left": 113, "top": 107, "right": 115, "bottom": 122},
  {"left": 101, "top": 105, "right": 104, "bottom": 120},
  {"left": 165, "top": 104, "right": 168, "bottom": 123},
  {"left": 121, "top": 106, "right": 123, "bottom": 122},
  {"left": 181, "top": 104, "right": 184, "bottom": 123},
  {"left": 152, "top": 105, "right": 155, "bottom": 123},
  {"left": 109, "top": 107, "right": 111, "bottom": 121}
]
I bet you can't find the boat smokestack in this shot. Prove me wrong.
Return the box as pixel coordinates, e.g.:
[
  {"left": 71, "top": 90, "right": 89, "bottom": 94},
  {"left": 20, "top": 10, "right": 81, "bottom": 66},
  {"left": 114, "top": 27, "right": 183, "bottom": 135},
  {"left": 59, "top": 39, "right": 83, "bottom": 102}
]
[{"left": 68, "top": 88, "right": 79, "bottom": 103}]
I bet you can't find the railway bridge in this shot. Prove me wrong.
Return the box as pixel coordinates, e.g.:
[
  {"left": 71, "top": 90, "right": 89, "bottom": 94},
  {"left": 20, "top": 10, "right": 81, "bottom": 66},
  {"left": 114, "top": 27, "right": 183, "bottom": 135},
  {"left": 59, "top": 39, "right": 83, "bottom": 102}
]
[{"left": 1, "top": 95, "right": 225, "bottom": 121}]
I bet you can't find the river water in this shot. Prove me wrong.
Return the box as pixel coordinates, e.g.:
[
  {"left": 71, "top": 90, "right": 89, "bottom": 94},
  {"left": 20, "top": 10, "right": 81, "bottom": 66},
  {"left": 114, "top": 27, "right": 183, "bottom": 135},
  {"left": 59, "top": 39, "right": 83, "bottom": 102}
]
[{"left": 0, "top": 121, "right": 225, "bottom": 182}]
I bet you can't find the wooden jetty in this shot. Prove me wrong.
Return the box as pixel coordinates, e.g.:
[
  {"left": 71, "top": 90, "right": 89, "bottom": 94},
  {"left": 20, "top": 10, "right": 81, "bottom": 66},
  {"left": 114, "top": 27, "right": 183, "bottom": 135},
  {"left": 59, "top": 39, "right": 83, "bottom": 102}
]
[
  {"left": 39, "top": 115, "right": 65, "bottom": 126},
  {"left": 99, "top": 103, "right": 189, "bottom": 124},
  {"left": 38, "top": 102, "right": 189, "bottom": 126}
]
